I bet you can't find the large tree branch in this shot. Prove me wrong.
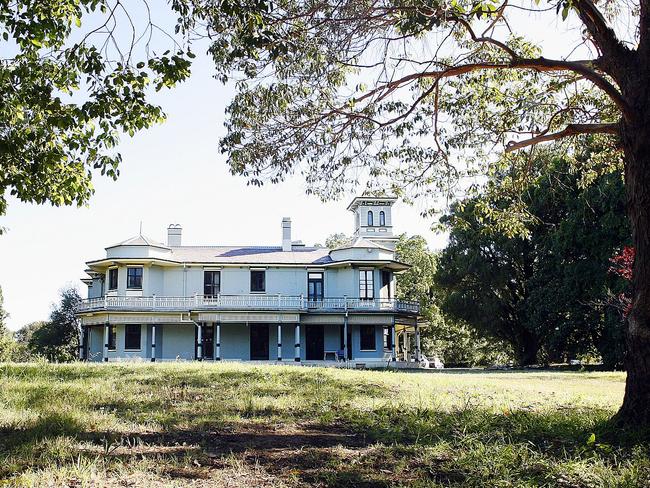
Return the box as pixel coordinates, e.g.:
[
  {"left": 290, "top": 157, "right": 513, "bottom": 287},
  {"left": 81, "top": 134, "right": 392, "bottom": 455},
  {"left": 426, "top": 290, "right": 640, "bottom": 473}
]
[
  {"left": 447, "top": 15, "right": 630, "bottom": 118},
  {"left": 353, "top": 58, "right": 630, "bottom": 119},
  {"left": 504, "top": 123, "right": 619, "bottom": 152},
  {"left": 573, "top": 0, "right": 631, "bottom": 78}
]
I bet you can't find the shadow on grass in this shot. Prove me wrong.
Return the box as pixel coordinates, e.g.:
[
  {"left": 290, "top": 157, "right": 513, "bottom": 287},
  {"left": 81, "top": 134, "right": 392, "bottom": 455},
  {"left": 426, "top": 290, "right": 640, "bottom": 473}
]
[
  {"left": 0, "top": 364, "right": 646, "bottom": 486},
  {"left": 1, "top": 402, "right": 648, "bottom": 486}
]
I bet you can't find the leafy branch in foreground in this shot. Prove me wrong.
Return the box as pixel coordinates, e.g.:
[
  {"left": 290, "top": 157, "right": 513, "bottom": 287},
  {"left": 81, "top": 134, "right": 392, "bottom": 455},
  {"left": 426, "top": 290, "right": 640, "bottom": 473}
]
[{"left": 0, "top": 0, "right": 194, "bottom": 223}]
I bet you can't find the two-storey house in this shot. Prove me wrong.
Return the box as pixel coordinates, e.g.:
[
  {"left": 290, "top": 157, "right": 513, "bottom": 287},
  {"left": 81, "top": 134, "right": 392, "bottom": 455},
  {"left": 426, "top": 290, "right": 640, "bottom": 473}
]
[{"left": 75, "top": 196, "right": 422, "bottom": 366}]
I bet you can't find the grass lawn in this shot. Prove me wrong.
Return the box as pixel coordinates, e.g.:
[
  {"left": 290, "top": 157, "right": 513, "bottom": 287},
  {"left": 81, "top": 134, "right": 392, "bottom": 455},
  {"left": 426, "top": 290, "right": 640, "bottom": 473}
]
[{"left": 0, "top": 363, "right": 647, "bottom": 487}]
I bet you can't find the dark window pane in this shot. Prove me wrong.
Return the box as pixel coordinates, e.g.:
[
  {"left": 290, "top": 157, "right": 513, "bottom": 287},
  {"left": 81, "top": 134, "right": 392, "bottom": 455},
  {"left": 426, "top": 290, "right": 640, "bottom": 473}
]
[
  {"left": 127, "top": 267, "right": 143, "bottom": 289},
  {"left": 367, "top": 211, "right": 373, "bottom": 226},
  {"left": 307, "top": 272, "right": 324, "bottom": 301},
  {"left": 360, "top": 325, "right": 376, "bottom": 350},
  {"left": 359, "top": 270, "right": 374, "bottom": 300},
  {"left": 108, "top": 268, "right": 118, "bottom": 290},
  {"left": 108, "top": 325, "right": 116, "bottom": 350},
  {"left": 251, "top": 270, "right": 265, "bottom": 292},
  {"left": 125, "top": 324, "right": 141, "bottom": 350},
  {"left": 379, "top": 211, "right": 386, "bottom": 226},
  {"left": 204, "top": 271, "right": 221, "bottom": 296}
]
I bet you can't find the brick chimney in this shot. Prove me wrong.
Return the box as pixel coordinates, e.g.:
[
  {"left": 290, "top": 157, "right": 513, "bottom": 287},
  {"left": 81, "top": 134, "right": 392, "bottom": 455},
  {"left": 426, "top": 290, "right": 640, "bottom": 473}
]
[
  {"left": 167, "top": 224, "right": 182, "bottom": 247},
  {"left": 282, "top": 218, "right": 292, "bottom": 252}
]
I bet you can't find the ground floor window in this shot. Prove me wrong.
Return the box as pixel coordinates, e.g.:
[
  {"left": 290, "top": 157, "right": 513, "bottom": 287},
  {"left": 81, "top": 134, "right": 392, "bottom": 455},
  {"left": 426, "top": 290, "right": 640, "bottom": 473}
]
[
  {"left": 108, "top": 325, "right": 117, "bottom": 351},
  {"left": 125, "top": 324, "right": 141, "bottom": 350},
  {"left": 383, "top": 326, "right": 393, "bottom": 350},
  {"left": 360, "top": 324, "right": 376, "bottom": 351}
]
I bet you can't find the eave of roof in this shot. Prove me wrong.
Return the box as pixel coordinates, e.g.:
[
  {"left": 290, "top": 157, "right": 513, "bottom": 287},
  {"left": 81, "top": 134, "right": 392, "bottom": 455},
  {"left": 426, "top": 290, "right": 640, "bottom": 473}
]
[{"left": 346, "top": 195, "right": 398, "bottom": 211}]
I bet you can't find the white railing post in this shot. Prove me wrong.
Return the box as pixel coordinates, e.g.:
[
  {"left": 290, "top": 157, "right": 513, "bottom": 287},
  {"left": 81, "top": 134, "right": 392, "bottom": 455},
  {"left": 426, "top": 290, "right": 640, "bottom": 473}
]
[{"left": 152, "top": 294, "right": 156, "bottom": 309}]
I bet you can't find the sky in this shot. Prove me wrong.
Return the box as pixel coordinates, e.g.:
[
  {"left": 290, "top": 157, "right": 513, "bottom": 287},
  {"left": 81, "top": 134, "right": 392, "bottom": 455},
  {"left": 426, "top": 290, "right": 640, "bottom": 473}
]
[{"left": 0, "top": 3, "right": 596, "bottom": 331}]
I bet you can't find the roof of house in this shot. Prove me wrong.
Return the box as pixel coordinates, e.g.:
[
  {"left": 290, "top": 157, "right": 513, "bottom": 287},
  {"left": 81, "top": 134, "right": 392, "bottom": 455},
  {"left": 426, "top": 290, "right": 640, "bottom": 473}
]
[
  {"left": 346, "top": 195, "right": 397, "bottom": 211},
  {"left": 332, "top": 237, "right": 393, "bottom": 252},
  {"left": 166, "top": 245, "right": 333, "bottom": 265},
  {"left": 106, "top": 235, "right": 170, "bottom": 250},
  {"left": 92, "top": 234, "right": 400, "bottom": 268}
]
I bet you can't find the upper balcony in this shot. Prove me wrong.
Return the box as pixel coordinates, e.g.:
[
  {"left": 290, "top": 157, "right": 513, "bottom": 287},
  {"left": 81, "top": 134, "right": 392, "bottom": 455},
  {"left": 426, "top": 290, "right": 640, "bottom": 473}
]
[{"left": 76, "top": 295, "right": 420, "bottom": 315}]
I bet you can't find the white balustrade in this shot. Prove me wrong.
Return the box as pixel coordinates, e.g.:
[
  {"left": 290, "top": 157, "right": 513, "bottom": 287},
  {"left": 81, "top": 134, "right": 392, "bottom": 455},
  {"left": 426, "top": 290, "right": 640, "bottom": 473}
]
[{"left": 76, "top": 294, "right": 419, "bottom": 314}]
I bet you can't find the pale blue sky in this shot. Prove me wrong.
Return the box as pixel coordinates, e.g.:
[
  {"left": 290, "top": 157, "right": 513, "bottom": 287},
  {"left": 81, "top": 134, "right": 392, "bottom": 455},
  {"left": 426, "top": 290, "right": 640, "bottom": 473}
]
[{"left": 0, "top": 3, "right": 597, "bottom": 330}]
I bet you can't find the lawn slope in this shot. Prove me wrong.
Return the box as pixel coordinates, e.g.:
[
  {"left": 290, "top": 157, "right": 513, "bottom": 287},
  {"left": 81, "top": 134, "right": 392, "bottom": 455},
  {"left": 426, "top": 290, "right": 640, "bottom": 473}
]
[{"left": 0, "top": 363, "right": 647, "bottom": 487}]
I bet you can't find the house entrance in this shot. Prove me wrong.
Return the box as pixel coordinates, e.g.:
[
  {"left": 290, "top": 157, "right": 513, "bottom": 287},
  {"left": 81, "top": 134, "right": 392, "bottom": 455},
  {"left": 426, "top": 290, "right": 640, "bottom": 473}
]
[
  {"left": 250, "top": 324, "right": 270, "bottom": 360},
  {"left": 203, "top": 325, "right": 214, "bottom": 360},
  {"left": 305, "top": 324, "right": 324, "bottom": 360}
]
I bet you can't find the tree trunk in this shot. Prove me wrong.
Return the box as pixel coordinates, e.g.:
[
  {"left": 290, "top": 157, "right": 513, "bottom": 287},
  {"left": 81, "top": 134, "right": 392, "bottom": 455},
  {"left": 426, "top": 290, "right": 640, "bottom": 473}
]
[
  {"left": 618, "top": 84, "right": 650, "bottom": 423},
  {"left": 516, "top": 328, "right": 540, "bottom": 366}
]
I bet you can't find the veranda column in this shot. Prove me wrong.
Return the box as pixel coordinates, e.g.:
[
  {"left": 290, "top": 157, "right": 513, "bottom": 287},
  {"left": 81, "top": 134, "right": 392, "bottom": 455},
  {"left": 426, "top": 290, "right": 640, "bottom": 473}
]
[
  {"left": 78, "top": 326, "right": 84, "bottom": 360},
  {"left": 343, "top": 313, "right": 349, "bottom": 361},
  {"left": 196, "top": 323, "right": 203, "bottom": 360},
  {"left": 103, "top": 323, "right": 109, "bottom": 362},
  {"left": 391, "top": 321, "right": 397, "bottom": 362},
  {"left": 404, "top": 331, "right": 409, "bottom": 361},
  {"left": 294, "top": 323, "right": 301, "bottom": 362},
  {"left": 151, "top": 325, "right": 156, "bottom": 362},
  {"left": 277, "top": 324, "right": 283, "bottom": 361},
  {"left": 415, "top": 317, "right": 421, "bottom": 363},
  {"left": 215, "top": 322, "right": 221, "bottom": 361}
]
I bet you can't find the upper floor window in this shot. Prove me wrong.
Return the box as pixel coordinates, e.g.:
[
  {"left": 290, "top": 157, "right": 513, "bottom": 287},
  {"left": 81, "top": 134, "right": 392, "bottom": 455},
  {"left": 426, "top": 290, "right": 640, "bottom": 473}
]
[
  {"left": 367, "top": 211, "right": 374, "bottom": 226},
  {"left": 108, "top": 268, "right": 118, "bottom": 291},
  {"left": 126, "top": 267, "right": 143, "bottom": 289},
  {"left": 379, "top": 211, "right": 386, "bottom": 226},
  {"left": 204, "top": 270, "right": 221, "bottom": 297},
  {"left": 125, "top": 324, "right": 141, "bottom": 350},
  {"left": 360, "top": 324, "right": 376, "bottom": 351},
  {"left": 308, "top": 272, "right": 324, "bottom": 301},
  {"left": 359, "top": 269, "right": 374, "bottom": 300},
  {"left": 251, "top": 270, "right": 266, "bottom": 292},
  {"left": 108, "top": 325, "right": 117, "bottom": 351},
  {"left": 381, "top": 270, "right": 392, "bottom": 299}
]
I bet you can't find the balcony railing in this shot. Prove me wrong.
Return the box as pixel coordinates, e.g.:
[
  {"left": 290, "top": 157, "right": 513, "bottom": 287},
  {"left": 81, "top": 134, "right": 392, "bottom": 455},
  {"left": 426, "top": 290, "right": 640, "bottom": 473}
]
[{"left": 76, "top": 295, "right": 420, "bottom": 315}]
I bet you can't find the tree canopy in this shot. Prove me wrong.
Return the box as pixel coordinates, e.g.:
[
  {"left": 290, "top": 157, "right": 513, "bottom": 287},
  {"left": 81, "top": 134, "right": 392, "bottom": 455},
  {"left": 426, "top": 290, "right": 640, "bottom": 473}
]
[
  {"left": 437, "top": 146, "right": 629, "bottom": 366},
  {"left": 396, "top": 234, "right": 511, "bottom": 366},
  {"left": 23, "top": 287, "right": 82, "bottom": 362}
]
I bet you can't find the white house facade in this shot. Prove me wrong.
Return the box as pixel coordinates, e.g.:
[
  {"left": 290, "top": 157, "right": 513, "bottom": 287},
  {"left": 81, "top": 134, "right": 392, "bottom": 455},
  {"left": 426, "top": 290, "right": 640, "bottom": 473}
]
[{"left": 75, "top": 196, "right": 423, "bottom": 367}]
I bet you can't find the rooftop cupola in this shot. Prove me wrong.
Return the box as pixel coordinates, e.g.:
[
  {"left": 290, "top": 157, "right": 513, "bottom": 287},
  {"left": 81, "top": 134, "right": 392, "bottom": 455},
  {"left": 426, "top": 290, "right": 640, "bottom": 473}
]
[{"left": 347, "top": 195, "right": 398, "bottom": 250}]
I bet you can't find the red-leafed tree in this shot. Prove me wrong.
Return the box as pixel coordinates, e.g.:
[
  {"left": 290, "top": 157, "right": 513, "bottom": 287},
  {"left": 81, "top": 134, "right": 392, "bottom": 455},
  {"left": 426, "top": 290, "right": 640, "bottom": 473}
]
[{"left": 610, "top": 246, "right": 635, "bottom": 317}]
